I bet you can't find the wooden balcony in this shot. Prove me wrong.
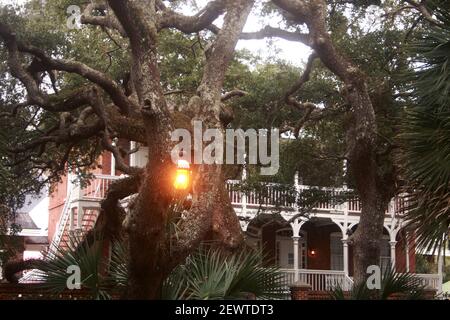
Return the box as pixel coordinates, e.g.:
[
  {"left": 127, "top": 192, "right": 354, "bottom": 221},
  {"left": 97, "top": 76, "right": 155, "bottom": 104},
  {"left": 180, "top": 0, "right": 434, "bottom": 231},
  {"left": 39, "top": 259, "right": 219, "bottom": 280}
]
[{"left": 226, "top": 179, "right": 409, "bottom": 216}]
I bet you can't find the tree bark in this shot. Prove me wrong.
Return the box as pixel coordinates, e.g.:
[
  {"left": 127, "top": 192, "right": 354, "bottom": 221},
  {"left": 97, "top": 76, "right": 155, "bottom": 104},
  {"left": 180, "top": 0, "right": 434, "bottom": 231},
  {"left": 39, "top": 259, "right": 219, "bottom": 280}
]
[
  {"left": 209, "top": 177, "right": 245, "bottom": 250},
  {"left": 106, "top": 0, "right": 253, "bottom": 299},
  {"left": 271, "top": 0, "right": 397, "bottom": 283},
  {"left": 0, "top": 0, "right": 254, "bottom": 297}
]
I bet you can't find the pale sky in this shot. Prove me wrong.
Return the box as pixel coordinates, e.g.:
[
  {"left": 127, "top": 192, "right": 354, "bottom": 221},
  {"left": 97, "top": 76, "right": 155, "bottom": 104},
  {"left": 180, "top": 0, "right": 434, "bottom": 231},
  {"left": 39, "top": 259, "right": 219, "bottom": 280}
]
[{"left": 0, "top": 0, "right": 311, "bottom": 66}]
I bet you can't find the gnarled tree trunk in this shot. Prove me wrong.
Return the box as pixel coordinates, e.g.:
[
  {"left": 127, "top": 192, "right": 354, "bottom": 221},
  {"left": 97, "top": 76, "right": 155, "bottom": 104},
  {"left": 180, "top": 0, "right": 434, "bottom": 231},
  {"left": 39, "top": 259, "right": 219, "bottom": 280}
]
[
  {"left": 107, "top": 0, "right": 254, "bottom": 299},
  {"left": 271, "top": 0, "right": 397, "bottom": 283}
]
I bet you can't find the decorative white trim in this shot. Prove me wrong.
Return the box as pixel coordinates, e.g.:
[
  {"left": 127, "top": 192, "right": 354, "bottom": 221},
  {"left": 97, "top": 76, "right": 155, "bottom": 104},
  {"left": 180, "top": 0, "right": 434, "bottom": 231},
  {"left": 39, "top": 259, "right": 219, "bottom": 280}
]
[
  {"left": 240, "top": 220, "right": 250, "bottom": 232},
  {"left": 290, "top": 218, "right": 307, "bottom": 238}
]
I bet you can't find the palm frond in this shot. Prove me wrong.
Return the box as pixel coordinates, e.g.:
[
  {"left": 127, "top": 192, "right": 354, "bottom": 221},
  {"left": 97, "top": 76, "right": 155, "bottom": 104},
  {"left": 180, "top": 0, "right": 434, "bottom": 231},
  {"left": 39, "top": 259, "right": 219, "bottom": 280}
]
[
  {"left": 162, "top": 247, "right": 287, "bottom": 300},
  {"left": 330, "top": 268, "right": 426, "bottom": 300},
  {"left": 379, "top": 268, "right": 425, "bottom": 300},
  {"left": 31, "top": 232, "right": 111, "bottom": 299},
  {"left": 108, "top": 240, "right": 128, "bottom": 288},
  {"left": 400, "top": 8, "right": 450, "bottom": 252}
]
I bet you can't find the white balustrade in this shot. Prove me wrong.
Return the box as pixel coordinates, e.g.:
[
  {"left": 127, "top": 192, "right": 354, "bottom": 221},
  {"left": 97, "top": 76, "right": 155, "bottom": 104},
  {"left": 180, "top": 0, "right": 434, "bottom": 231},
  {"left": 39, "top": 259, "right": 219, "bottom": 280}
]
[
  {"left": 281, "top": 269, "right": 440, "bottom": 292},
  {"left": 415, "top": 273, "right": 441, "bottom": 291},
  {"left": 225, "top": 181, "right": 406, "bottom": 215},
  {"left": 280, "top": 269, "right": 353, "bottom": 291},
  {"left": 81, "top": 174, "right": 121, "bottom": 199}
]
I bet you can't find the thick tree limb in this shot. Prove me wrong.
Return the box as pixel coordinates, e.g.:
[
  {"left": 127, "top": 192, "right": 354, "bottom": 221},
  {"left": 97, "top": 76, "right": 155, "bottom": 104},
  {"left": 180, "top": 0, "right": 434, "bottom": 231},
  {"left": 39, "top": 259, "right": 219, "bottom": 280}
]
[
  {"left": 18, "top": 44, "right": 134, "bottom": 114},
  {"left": 241, "top": 25, "right": 311, "bottom": 44},
  {"left": 403, "top": 0, "right": 444, "bottom": 27},
  {"left": 221, "top": 89, "right": 248, "bottom": 101},
  {"left": 0, "top": 21, "right": 134, "bottom": 115},
  {"left": 8, "top": 119, "right": 103, "bottom": 154},
  {"left": 99, "top": 172, "right": 142, "bottom": 240},
  {"left": 81, "top": 3, "right": 127, "bottom": 37},
  {"left": 283, "top": 52, "right": 318, "bottom": 137},
  {"left": 170, "top": 0, "right": 255, "bottom": 264},
  {"left": 209, "top": 24, "right": 311, "bottom": 45},
  {"left": 198, "top": 0, "right": 255, "bottom": 103},
  {"left": 100, "top": 132, "right": 136, "bottom": 175},
  {"left": 286, "top": 52, "right": 317, "bottom": 98},
  {"left": 158, "top": 0, "right": 226, "bottom": 33},
  {"left": 272, "top": 0, "right": 311, "bottom": 23},
  {"left": 0, "top": 23, "right": 45, "bottom": 106}
]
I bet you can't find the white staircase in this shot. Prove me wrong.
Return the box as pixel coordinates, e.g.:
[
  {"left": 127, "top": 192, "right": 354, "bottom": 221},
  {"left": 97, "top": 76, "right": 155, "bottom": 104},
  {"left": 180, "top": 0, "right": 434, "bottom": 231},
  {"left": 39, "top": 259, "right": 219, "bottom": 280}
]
[{"left": 48, "top": 187, "right": 73, "bottom": 255}]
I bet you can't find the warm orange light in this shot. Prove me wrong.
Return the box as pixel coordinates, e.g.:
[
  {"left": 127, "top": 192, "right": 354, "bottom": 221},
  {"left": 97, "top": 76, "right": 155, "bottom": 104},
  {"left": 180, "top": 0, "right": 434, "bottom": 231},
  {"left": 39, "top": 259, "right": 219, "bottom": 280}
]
[
  {"left": 309, "top": 249, "right": 317, "bottom": 257},
  {"left": 174, "top": 169, "right": 189, "bottom": 190},
  {"left": 174, "top": 160, "right": 190, "bottom": 190}
]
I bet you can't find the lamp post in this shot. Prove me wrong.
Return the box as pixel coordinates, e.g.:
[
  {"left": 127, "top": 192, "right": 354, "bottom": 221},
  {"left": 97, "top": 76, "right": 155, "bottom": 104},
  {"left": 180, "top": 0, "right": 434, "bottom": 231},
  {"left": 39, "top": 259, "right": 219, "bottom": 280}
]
[
  {"left": 174, "top": 159, "right": 190, "bottom": 191},
  {"left": 172, "top": 159, "right": 192, "bottom": 215}
]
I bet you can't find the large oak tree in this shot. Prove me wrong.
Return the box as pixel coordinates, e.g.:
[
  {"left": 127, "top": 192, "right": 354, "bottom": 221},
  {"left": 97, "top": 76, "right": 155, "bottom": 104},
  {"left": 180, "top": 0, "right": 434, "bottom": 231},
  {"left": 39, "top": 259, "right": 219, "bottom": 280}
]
[{"left": 1, "top": 0, "right": 445, "bottom": 298}]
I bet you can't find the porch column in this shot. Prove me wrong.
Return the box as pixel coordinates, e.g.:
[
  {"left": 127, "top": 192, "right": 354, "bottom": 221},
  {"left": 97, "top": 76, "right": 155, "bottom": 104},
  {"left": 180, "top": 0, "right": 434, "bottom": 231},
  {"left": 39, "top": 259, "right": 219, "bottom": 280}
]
[
  {"left": 69, "top": 207, "right": 75, "bottom": 231},
  {"left": 405, "top": 233, "right": 410, "bottom": 273},
  {"left": 241, "top": 159, "right": 247, "bottom": 215},
  {"left": 130, "top": 141, "right": 137, "bottom": 167},
  {"left": 111, "top": 153, "right": 116, "bottom": 176},
  {"left": 76, "top": 206, "right": 83, "bottom": 231},
  {"left": 438, "top": 247, "right": 444, "bottom": 294},
  {"left": 290, "top": 218, "right": 306, "bottom": 282},
  {"left": 342, "top": 239, "right": 349, "bottom": 277},
  {"left": 292, "top": 236, "right": 300, "bottom": 282},
  {"left": 389, "top": 241, "right": 397, "bottom": 270},
  {"left": 111, "top": 139, "right": 117, "bottom": 176}
]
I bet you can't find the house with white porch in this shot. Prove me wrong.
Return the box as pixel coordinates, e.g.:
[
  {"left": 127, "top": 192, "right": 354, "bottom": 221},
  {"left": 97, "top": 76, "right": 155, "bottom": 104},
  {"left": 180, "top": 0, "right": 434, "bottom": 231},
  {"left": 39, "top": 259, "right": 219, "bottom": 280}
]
[{"left": 43, "top": 144, "right": 443, "bottom": 294}]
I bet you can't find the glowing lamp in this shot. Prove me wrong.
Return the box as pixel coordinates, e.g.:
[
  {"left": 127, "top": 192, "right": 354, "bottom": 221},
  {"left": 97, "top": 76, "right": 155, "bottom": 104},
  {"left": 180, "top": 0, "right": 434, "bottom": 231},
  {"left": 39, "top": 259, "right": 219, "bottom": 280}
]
[
  {"left": 174, "top": 159, "right": 190, "bottom": 190},
  {"left": 309, "top": 249, "right": 317, "bottom": 257}
]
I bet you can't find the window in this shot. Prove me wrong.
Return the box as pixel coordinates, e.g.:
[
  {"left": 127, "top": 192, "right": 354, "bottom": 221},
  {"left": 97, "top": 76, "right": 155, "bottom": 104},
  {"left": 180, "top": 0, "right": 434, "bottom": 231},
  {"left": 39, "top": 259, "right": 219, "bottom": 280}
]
[
  {"left": 330, "top": 233, "right": 343, "bottom": 271},
  {"left": 380, "top": 237, "right": 391, "bottom": 273},
  {"left": 288, "top": 253, "right": 294, "bottom": 266},
  {"left": 301, "top": 241, "right": 307, "bottom": 269},
  {"left": 276, "top": 241, "right": 280, "bottom": 265}
]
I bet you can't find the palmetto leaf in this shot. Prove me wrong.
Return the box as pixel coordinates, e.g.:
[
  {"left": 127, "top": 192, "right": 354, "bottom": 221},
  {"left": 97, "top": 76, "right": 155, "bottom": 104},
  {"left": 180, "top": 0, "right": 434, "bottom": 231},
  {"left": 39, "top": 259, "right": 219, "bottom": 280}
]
[
  {"left": 331, "top": 268, "right": 425, "bottom": 300},
  {"left": 31, "top": 232, "right": 112, "bottom": 299},
  {"left": 379, "top": 268, "right": 425, "bottom": 300},
  {"left": 108, "top": 240, "right": 128, "bottom": 288},
  {"left": 162, "top": 247, "right": 287, "bottom": 300},
  {"left": 400, "top": 8, "right": 450, "bottom": 252}
]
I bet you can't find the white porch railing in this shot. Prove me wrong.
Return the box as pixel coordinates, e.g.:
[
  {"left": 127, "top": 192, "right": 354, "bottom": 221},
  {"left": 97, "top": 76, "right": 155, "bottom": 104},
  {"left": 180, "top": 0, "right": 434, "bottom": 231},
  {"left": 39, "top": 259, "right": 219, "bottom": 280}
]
[
  {"left": 280, "top": 269, "right": 441, "bottom": 293},
  {"left": 226, "top": 180, "right": 408, "bottom": 215},
  {"left": 280, "top": 268, "right": 353, "bottom": 291},
  {"left": 415, "top": 273, "right": 441, "bottom": 292},
  {"left": 78, "top": 174, "right": 122, "bottom": 200}
]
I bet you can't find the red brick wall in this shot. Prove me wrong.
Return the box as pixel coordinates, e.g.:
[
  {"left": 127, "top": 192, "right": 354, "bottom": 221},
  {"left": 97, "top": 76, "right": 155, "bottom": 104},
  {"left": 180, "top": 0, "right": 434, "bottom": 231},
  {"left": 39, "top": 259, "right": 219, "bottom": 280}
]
[
  {"left": 291, "top": 289, "right": 436, "bottom": 300},
  {"left": 48, "top": 175, "right": 68, "bottom": 244},
  {"left": 47, "top": 152, "right": 109, "bottom": 243},
  {"left": 100, "top": 140, "right": 130, "bottom": 175},
  {"left": 102, "top": 153, "right": 112, "bottom": 175}
]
